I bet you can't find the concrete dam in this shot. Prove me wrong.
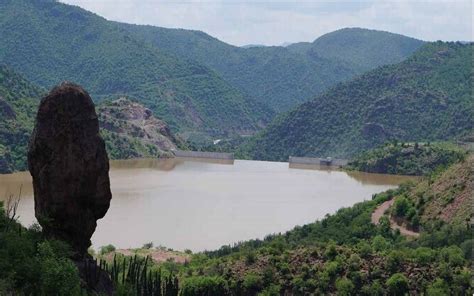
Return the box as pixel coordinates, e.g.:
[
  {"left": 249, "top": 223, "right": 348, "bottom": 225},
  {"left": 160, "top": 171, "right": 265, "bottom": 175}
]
[
  {"left": 173, "top": 150, "right": 234, "bottom": 160},
  {"left": 289, "top": 156, "right": 349, "bottom": 167}
]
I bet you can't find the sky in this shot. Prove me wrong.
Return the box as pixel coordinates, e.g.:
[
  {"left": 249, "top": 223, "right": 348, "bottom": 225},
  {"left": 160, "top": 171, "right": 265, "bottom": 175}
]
[{"left": 59, "top": 0, "right": 473, "bottom": 46}]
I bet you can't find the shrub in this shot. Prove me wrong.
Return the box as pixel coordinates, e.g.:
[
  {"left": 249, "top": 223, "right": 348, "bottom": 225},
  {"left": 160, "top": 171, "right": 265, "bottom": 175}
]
[
  {"left": 258, "top": 284, "right": 280, "bottom": 296},
  {"left": 393, "top": 197, "right": 410, "bottom": 218},
  {"left": 372, "top": 235, "right": 389, "bottom": 252},
  {"left": 386, "top": 273, "right": 409, "bottom": 296},
  {"left": 180, "top": 276, "right": 228, "bottom": 296},
  {"left": 243, "top": 273, "right": 264, "bottom": 294},
  {"left": 426, "top": 278, "right": 449, "bottom": 296},
  {"left": 335, "top": 277, "right": 354, "bottom": 296},
  {"left": 99, "top": 244, "right": 116, "bottom": 255},
  {"left": 142, "top": 242, "right": 153, "bottom": 249},
  {"left": 440, "top": 246, "right": 464, "bottom": 266},
  {"left": 414, "top": 247, "right": 435, "bottom": 265}
]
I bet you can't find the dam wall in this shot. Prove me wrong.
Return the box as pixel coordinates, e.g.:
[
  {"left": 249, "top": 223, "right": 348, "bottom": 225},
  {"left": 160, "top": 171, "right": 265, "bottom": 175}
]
[
  {"left": 173, "top": 150, "right": 234, "bottom": 160},
  {"left": 289, "top": 156, "right": 349, "bottom": 167}
]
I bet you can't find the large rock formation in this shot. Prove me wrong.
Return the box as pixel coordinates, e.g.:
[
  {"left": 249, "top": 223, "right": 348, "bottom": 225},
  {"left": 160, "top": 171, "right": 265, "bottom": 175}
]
[{"left": 28, "top": 82, "right": 112, "bottom": 256}]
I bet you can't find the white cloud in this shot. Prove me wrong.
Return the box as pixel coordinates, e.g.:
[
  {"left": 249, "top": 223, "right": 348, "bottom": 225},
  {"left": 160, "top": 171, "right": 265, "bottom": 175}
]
[{"left": 60, "top": 0, "right": 473, "bottom": 46}]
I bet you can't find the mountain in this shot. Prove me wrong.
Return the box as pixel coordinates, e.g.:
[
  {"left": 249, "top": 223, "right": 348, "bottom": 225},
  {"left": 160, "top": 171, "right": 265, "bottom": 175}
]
[
  {"left": 0, "top": 0, "right": 270, "bottom": 139},
  {"left": 0, "top": 65, "right": 184, "bottom": 173},
  {"left": 287, "top": 28, "right": 426, "bottom": 72},
  {"left": 119, "top": 25, "right": 424, "bottom": 112},
  {"left": 239, "top": 42, "right": 474, "bottom": 161}
]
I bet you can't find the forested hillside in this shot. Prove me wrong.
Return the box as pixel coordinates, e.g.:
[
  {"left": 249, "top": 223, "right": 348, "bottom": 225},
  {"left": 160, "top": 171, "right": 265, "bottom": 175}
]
[
  {"left": 0, "top": 0, "right": 270, "bottom": 139},
  {"left": 0, "top": 65, "right": 43, "bottom": 173},
  {"left": 347, "top": 142, "right": 467, "bottom": 176},
  {"left": 0, "top": 66, "right": 183, "bottom": 173},
  {"left": 287, "top": 28, "right": 425, "bottom": 72},
  {"left": 239, "top": 42, "right": 473, "bottom": 161},
  {"left": 121, "top": 25, "right": 424, "bottom": 112}
]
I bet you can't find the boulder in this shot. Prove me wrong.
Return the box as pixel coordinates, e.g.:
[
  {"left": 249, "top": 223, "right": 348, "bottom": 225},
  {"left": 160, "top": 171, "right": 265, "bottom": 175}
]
[{"left": 28, "top": 82, "right": 112, "bottom": 256}]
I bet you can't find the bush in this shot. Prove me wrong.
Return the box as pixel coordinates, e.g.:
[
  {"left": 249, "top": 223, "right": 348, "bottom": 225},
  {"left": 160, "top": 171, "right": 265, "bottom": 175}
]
[
  {"left": 258, "top": 284, "right": 280, "bottom": 296},
  {"left": 335, "top": 277, "right": 354, "bottom": 296},
  {"left": 37, "top": 242, "right": 81, "bottom": 295},
  {"left": 426, "top": 278, "right": 449, "bottom": 296},
  {"left": 393, "top": 197, "right": 410, "bottom": 218},
  {"left": 440, "top": 246, "right": 464, "bottom": 266},
  {"left": 372, "top": 235, "right": 389, "bottom": 252},
  {"left": 142, "top": 242, "right": 153, "bottom": 249},
  {"left": 243, "top": 273, "right": 264, "bottom": 294},
  {"left": 386, "top": 273, "right": 409, "bottom": 296},
  {"left": 99, "top": 244, "right": 116, "bottom": 255},
  {"left": 180, "top": 276, "right": 228, "bottom": 296},
  {"left": 414, "top": 247, "right": 435, "bottom": 265}
]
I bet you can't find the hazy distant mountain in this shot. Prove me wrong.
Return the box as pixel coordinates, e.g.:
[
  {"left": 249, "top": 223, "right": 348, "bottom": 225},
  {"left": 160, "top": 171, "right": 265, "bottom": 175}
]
[
  {"left": 241, "top": 44, "right": 266, "bottom": 48},
  {"left": 119, "top": 25, "right": 424, "bottom": 112},
  {"left": 239, "top": 42, "right": 473, "bottom": 161},
  {"left": 0, "top": 0, "right": 271, "bottom": 140}
]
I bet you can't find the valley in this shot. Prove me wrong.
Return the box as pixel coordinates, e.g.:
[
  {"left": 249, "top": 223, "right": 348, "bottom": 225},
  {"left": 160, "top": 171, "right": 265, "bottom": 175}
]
[{"left": 0, "top": 0, "right": 472, "bottom": 295}]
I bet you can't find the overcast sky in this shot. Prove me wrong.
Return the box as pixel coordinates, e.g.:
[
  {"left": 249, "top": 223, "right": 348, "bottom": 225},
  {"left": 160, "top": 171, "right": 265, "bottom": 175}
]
[{"left": 59, "top": 0, "right": 473, "bottom": 46}]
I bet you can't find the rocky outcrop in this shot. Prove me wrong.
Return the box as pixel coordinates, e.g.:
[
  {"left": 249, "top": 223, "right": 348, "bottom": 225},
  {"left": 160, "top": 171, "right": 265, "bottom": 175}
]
[
  {"left": 98, "top": 98, "right": 183, "bottom": 158},
  {"left": 28, "top": 82, "right": 112, "bottom": 256}
]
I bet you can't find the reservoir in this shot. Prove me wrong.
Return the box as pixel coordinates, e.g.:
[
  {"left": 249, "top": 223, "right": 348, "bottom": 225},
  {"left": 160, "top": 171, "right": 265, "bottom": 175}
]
[{"left": 0, "top": 158, "right": 415, "bottom": 252}]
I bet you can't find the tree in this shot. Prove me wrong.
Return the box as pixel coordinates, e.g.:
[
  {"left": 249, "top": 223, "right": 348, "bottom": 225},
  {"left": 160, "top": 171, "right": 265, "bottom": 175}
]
[
  {"left": 393, "top": 197, "right": 410, "bottom": 218},
  {"left": 335, "top": 277, "right": 354, "bottom": 296},
  {"left": 386, "top": 273, "right": 409, "bottom": 296},
  {"left": 426, "top": 278, "right": 449, "bottom": 296}
]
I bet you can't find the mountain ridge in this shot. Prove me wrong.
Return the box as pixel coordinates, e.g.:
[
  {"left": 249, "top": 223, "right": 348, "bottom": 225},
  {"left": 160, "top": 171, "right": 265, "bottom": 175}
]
[{"left": 238, "top": 42, "right": 473, "bottom": 161}]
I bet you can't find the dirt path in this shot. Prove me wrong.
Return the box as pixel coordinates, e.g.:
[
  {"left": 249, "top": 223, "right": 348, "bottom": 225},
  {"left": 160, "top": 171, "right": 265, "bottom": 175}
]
[{"left": 372, "top": 200, "right": 420, "bottom": 237}]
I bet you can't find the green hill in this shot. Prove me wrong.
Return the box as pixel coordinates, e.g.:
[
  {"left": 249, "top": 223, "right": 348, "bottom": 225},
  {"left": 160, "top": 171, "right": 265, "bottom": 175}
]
[
  {"left": 239, "top": 42, "right": 473, "bottom": 161},
  {"left": 0, "top": 0, "right": 270, "bottom": 139},
  {"left": 0, "top": 66, "right": 184, "bottom": 173},
  {"left": 347, "top": 142, "right": 467, "bottom": 176},
  {"left": 120, "top": 25, "right": 424, "bottom": 112},
  {"left": 0, "top": 65, "right": 43, "bottom": 173},
  {"left": 288, "top": 28, "right": 426, "bottom": 72}
]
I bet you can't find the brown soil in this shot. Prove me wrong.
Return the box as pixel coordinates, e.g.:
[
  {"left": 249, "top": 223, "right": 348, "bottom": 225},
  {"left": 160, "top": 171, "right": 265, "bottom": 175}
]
[{"left": 372, "top": 199, "right": 420, "bottom": 237}]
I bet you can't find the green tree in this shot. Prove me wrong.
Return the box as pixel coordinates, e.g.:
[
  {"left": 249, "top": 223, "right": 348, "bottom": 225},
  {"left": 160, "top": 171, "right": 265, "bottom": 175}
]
[
  {"left": 335, "top": 277, "right": 354, "bottom": 296},
  {"left": 426, "top": 278, "right": 449, "bottom": 296},
  {"left": 386, "top": 273, "right": 409, "bottom": 296}
]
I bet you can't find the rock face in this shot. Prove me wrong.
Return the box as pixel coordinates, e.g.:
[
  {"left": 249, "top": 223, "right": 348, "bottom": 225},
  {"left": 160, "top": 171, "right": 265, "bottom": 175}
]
[
  {"left": 98, "top": 98, "right": 183, "bottom": 159},
  {"left": 28, "top": 82, "right": 112, "bottom": 256}
]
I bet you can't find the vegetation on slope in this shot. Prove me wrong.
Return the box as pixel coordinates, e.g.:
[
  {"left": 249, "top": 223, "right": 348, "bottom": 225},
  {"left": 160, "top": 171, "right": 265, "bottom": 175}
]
[
  {"left": 239, "top": 42, "right": 473, "bottom": 161},
  {"left": 121, "top": 25, "right": 423, "bottom": 112},
  {"left": 288, "top": 28, "right": 425, "bottom": 72},
  {"left": 0, "top": 0, "right": 270, "bottom": 138},
  {"left": 0, "top": 65, "right": 43, "bottom": 173},
  {"left": 0, "top": 200, "right": 82, "bottom": 294},
  {"left": 0, "top": 66, "right": 184, "bottom": 173},
  {"left": 347, "top": 142, "right": 466, "bottom": 176},
  {"left": 392, "top": 154, "right": 473, "bottom": 227}
]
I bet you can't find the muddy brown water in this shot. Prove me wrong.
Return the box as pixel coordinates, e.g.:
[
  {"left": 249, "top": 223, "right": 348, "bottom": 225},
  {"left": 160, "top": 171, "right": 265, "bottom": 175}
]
[{"left": 0, "top": 158, "right": 416, "bottom": 252}]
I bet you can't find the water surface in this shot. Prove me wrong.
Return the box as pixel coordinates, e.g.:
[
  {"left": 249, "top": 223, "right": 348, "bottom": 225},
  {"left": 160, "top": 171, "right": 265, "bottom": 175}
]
[{"left": 0, "top": 158, "right": 415, "bottom": 251}]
